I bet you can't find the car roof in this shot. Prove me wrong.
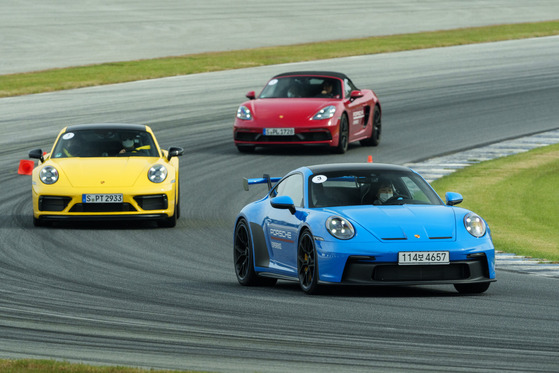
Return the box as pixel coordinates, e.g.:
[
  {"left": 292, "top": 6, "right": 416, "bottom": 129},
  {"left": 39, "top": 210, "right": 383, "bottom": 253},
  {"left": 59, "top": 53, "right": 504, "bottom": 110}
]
[
  {"left": 306, "top": 163, "right": 412, "bottom": 174},
  {"left": 65, "top": 123, "right": 148, "bottom": 132},
  {"left": 272, "top": 71, "right": 349, "bottom": 80}
]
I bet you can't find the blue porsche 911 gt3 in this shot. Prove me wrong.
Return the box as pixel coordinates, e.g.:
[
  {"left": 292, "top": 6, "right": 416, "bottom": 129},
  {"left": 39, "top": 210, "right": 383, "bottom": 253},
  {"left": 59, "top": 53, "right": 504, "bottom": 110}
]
[{"left": 233, "top": 163, "right": 495, "bottom": 294}]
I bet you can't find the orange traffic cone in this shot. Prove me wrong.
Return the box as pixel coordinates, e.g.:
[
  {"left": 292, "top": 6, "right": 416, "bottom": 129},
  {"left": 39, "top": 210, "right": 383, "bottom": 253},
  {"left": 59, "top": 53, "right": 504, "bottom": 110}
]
[{"left": 18, "top": 160, "right": 35, "bottom": 175}]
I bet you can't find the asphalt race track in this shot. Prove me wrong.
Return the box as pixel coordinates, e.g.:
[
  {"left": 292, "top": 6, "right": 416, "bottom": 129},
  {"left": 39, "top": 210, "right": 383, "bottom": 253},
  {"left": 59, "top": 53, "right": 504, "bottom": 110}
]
[{"left": 2, "top": 36, "right": 559, "bottom": 371}]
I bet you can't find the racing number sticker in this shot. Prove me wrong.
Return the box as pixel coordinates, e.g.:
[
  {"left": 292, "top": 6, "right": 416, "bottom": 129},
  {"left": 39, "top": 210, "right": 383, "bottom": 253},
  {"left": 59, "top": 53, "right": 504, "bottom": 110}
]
[{"left": 312, "top": 175, "right": 327, "bottom": 184}]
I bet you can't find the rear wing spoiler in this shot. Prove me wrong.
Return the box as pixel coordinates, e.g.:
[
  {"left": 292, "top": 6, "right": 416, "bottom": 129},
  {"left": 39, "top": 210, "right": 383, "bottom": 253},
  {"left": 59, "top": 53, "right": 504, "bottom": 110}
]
[{"left": 243, "top": 174, "right": 281, "bottom": 191}]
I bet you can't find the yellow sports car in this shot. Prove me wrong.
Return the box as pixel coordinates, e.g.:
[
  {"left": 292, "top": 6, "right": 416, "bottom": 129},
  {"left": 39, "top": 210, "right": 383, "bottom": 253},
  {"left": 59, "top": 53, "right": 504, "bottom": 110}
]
[{"left": 28, "top": 123, "right": 183, "bottom": 227}]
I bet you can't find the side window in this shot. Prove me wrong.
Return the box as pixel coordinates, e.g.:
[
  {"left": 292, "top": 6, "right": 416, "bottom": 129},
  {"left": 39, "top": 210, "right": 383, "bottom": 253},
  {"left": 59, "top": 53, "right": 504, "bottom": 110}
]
[
  {"left": 271, "top": 173, "right": 304, "bottom": 207},
  {"left": 344, "top": 78, "right": 359, "bottom": 98}
]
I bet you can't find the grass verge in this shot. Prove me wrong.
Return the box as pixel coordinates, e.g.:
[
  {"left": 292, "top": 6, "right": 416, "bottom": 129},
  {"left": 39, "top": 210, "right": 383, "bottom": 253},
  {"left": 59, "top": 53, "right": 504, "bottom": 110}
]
[
  {"left": 431, "top": 143, "right": 559, "bottom": 262},
  {"left": 1, "top": 20, "right": 559, "bottom": 98},
  {"left": 0, "top": 359, "right": 201, "bottom": 373}
]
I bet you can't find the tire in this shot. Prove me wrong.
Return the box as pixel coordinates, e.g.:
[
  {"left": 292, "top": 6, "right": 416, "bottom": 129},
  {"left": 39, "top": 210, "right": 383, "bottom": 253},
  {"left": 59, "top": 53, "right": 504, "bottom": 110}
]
[
  {"left": 360, "top": 105, "right": 381, "bottom": 147},
  {"left": 237, "top": 145, "right": 255, "bottom": 153},
  {"left": 158, "top": 200, "right": 177, "bottom": 228},
  {"left": 158, "top": 208, "right": 177, "bottom": 227},
  {"left": 33, "top": 216, "right": 47, "bottom": 227},
  {"left": 158, "top": 184, "right": 180, "bottom": 227},
  {"left": 297, "top": 230, "right": 320, "bottom": 294},
  {"left": 334, "top": 115, "right": 349, "bottom": 154},
  {"left": 176, "top": 183, "right": 181, "bottom": 220},
  {"left": 454, "top": 282, "right": 491, "bottom": 294},
  {"left": 234, "top": 220, "right": 277, "bottom": 286}
]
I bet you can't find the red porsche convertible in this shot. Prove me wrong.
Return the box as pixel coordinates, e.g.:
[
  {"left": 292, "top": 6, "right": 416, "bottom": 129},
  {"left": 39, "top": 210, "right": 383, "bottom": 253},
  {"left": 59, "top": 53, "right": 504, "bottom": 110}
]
[{"left": 233, "top": 71, "right": 381, "bottom": 153}]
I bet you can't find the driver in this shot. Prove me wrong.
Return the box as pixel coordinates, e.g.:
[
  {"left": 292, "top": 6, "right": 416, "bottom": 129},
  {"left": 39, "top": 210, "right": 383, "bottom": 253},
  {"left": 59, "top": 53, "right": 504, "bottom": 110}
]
[
  {"left": 374, "top": 181, "right": 394, "bottom": 205},
  {"left": 119, "top": 137, "right": 135, "bottom": 153}
]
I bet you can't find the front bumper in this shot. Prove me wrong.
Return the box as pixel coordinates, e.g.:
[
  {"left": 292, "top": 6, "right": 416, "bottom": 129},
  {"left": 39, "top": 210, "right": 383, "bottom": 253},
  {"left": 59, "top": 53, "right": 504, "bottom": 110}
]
[
  {"left": 341, "top": 256, "right": 494, "bottom": 285},
  {"left": 32, "top": 185, "right": 176, "bottom": 221},
  {"left": 233, "top": 118, "right": 340, "bottom": 147},
  {"left": 314, "top": 238, "right": 496, "bottom": 285}
]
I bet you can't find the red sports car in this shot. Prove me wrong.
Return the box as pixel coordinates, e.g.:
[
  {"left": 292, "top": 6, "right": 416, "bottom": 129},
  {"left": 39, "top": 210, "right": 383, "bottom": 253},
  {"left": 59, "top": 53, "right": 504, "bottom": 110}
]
[{"left": 233, "top": 71, "right": 381, "bottom": 153}]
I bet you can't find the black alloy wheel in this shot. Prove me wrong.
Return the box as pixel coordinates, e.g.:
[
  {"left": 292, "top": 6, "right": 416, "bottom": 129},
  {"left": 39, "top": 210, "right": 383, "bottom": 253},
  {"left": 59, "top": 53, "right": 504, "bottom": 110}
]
[
  {"left": 234, "top": 220, "right": 276, "bottom": 286},
  {"left": 297, "top": 230, "right": 320, "bottom": 294}
]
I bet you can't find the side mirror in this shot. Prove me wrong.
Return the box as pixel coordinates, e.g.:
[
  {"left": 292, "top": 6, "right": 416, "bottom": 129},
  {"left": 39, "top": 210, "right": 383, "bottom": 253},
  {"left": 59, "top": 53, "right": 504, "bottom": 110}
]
[
  {"left": 349, "top": 90, "right": 364, "bottom": 100},
  {"left": 167, "top": 146, "right": 184, "bottom": 160},
  {"left": 445, "top": 192, "right": 463, "bottom": 206},
  {"left": 29, "top": 148, "right": 44, "bottom": 162},
  {"left": 246, "top": 91, "right": 256, "bottom": 100},
  {"left": 270, "top": 195, "right": 296, "bottom": 215}
]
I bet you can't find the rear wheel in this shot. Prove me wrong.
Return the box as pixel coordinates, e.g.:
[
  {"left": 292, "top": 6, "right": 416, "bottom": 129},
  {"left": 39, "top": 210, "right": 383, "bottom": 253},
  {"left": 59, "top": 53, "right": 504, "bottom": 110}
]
[
  {"left": 234, "top": 219, "right": 277, "bottom": 286},
  {"left": 360, "top": 105, "right": 381, "bottom": 146},
  {"left": 334, "top": 115, "right": 349, "bottom": 154},
  {"left": 454, "top": 282, "right": 491, "bottom": 294},
  {"left": 297, "top": 230, "right": 320, "bottom": 294}
]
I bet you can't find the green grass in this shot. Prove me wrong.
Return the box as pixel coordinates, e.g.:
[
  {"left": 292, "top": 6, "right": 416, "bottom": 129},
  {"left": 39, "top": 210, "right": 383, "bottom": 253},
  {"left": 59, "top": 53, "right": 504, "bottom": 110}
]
[
  {"left": 1, "top": 20, "right": 559, "bottom": 97},
  {"left": 431, "top": 143, "right": 559, "bottom": 262},
  {"left": 0, "top": 359, "right": 204, "bottom": 373}
]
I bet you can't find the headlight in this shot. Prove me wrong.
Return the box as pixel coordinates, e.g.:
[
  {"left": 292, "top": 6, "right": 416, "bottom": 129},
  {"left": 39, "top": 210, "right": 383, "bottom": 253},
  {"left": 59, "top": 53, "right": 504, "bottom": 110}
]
[
  {"left": 148, "top": 164, "right": 167, "bottom": 183},
  {"left": 326, "top": 216, "right": 355, "bottom": 240},
  {"left": 237, "top": 105, "right": 252, "bottom": 120},
  {"left": 39, "top": 166, "right": 58, "bottom": 184},
  {"left": 312, "top": 105, "right": 336, "bottom": 120},
  {"left": 464, "top": 213, "right": 486, "bottom": 238}
]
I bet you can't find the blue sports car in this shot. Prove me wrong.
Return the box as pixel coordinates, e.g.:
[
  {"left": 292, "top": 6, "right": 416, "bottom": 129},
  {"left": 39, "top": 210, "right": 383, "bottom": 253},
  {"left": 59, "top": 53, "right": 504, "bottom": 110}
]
[{"left": 233, "top": 163, "right": 496, "bottom": 294}]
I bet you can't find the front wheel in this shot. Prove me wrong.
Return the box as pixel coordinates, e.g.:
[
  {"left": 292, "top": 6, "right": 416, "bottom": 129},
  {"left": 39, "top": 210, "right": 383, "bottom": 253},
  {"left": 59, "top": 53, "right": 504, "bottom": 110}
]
[
  {"left": 454, "top": 282, "right": 491, "bottom": 294},
  {"left": 33, "top": 216, "right": 47, "bottom": 227},
  {"left": 297, "top": 230, "right": 320, "bottom": 294}
]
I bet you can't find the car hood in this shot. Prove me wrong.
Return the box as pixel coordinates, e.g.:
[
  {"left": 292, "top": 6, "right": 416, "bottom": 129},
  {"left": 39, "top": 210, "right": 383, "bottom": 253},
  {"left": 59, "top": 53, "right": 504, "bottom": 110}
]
[
  {"left": 328, "top": 205, "right": 457, "bottom": 241},
  {"left": 248, "top": 98, "right": 339, "bottom": 122},
  {"left": 51, "top": 157, "right": 160, "bottom": 187}
]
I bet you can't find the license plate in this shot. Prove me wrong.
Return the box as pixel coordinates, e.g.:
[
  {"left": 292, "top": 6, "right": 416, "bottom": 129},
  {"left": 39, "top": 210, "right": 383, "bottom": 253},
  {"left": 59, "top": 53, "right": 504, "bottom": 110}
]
[
  {"left": 83, "top": 194, "right": 123, "bottom": 203},
  {"left": 398, "top": 251, "right": 449, "bottom": 265},
  {"left": 264, "top": 128, "right": 295, "bottom": 136}
]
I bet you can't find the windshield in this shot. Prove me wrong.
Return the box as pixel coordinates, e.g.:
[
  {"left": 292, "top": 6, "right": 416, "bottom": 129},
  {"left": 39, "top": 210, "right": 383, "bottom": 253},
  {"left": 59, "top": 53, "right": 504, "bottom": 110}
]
[
  {"left": 259, "top": 76, "right": 342, "bottom": 99},
  {"left": 51, "top": 129, "right": 159, "bottom": 158},
  {"left": 308, "top": 170, "right": 443, "bottom": 208}
]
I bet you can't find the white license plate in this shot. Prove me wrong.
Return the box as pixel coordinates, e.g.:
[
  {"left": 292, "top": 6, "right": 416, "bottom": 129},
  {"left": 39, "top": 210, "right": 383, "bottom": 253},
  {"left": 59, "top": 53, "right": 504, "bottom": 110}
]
[
  {"left": 83, "top": 194, "right": 123, "bottom": 203},
  {"left": 398, "top": 251, "right": 449, "bottom": 265},
  {"left": 264, "top": 128, "right": 295, "bottom": 136}
]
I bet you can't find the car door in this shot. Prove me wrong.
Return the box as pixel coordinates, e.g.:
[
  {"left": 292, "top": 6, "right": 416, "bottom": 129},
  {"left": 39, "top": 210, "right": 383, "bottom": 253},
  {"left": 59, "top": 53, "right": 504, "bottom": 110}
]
[
  {"left": 343, "top": 78, "right": 369, "bottom": 140},
  {"left": 265, "top": 173, "right": 304, "bottom": 272}
]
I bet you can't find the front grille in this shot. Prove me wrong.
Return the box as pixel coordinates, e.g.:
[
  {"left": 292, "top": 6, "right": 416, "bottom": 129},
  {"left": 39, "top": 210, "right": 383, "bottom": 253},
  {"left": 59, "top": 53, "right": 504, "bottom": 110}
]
[
  {"left": 69, "top": 203, "right": 136, "bottom": 212},
  {"left": 341, "top": 256, "right": 490, "bottom": 285},
  {"left": 235, "top": 131, "right": 332, "bottom": 142},
  {"left": 134, "top": 195, "right": 168, "bottom": 210},
  {"left": 39, "top": 196, "right": 71, "bottom": 211},
  {"left": 373, "top": 264, "right": 470, "bottom": 282}
]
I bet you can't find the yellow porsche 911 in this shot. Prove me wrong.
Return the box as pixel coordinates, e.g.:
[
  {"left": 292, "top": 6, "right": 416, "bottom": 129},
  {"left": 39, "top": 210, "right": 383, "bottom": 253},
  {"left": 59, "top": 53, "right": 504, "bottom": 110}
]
[{"left": 28, "top": 123, "right": 183, "bottom": 227}]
